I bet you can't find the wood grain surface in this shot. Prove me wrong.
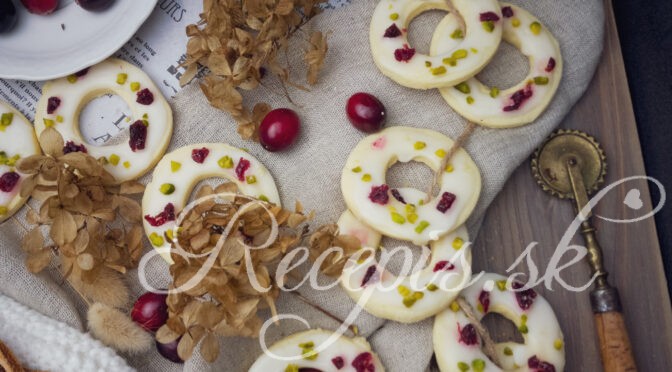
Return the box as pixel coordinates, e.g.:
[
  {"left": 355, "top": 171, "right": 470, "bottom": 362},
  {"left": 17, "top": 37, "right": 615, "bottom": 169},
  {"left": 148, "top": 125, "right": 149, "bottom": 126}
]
[{"left": 475, "top": 0, "right": 672, "bottom": 371}]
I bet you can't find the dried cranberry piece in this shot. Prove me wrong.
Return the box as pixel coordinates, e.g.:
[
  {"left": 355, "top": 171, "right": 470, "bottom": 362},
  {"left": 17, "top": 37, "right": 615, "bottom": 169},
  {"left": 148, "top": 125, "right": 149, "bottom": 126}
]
[
  {"left": 479, "top": 11, "right": 500, "bottom": 22},
  {"left": 528, "top": 356, "right": 556, "bottom": 372},
  {"left": 368, "top": 184, "right": 389, "bottom": 205},
  {"left": 0, "top": 172, "right": 20, "bottom": 193},
  {"left": 332, "top": 356, "right": 345, "bottom": 369},
  {"left": 298, "top": 369, "right": 323, "bottom": 372},
  {"left": 478, "top": 290, "right": 490, "bottom": 313},
  {"left": 545, "top": 57, "right": 556, "bottom": 72},
  {"left": 503, "top": 84, "right": 533, "bottom": 112},
  {"left": 235, "top": 158, "right": 251, "bottom": 181},
  {"left": 136, "top": 88, "right": 155, "bottom": 105},
  {"left": 191, "top": 148, "right": 210, "bottom": 163},
  {"left": 436, "top": 192, "right": 456, "bottom": 213},
  {"left": 129, "top": 120, "right": 148, "bottom": 152},
  {"left": 63, "top": 141, "right": 88, "bottom": 154},
  {"left": 361, "top": 265, "right": 377, "bottom": 287},
  {"left": 394, "top": 45, "right": 415, "bottom": 62},
  {"left": 47, "top": 97, "right": 61, "bottom": 114},
  {"left": 502, "top": 6, "right": 514, "bottom": 18},
  {"left": 352, "top": 352, "right": 375, "bottom": 372},
  {"left": 433, "top": 260, "right": 455, "bottom": 272},
  {"left": 144, "top": 203, "right": 176, "bottom": 227},
  {"left": 391, "top": 189, "right": 406, "bottom": 204},
  {"left": 512, "top": 281, "right": 538, "bottom": 310},
  {"left": 383, "top": 23, "right": 402, "bottom": 38},
  {"left": 458, "top": 323, "right": 478, "bottom": 346},
  {"left": 75, "top": 68, "right": 89, "bottom": 77}
]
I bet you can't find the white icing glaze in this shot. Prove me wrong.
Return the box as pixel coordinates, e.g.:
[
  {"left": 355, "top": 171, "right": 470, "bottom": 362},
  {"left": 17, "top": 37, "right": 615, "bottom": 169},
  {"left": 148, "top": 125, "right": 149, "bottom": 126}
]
[
  {"left": 433, "top": 273, "right": 565, "bottom": 372},
  {"left": 35, "top": 58, "right": 173, "bottom": 182},
  {"left": 431, "top": 4, "right": 563, "bottom": 128},
  {"left": 0, "top": 101, "right": 40, "bottom": 222},
  {"left": 341, "top": 126, "right": 480, "bottom": 245},
  {"left": 337, "top": 209, "right": 383, "bottom": 249},
  {"left": 142, "top": 143, "right": 280, "bottom": 262},
  {"left": 370, "top": 0, "right": 502, "bottom": 89},
  {"left": 249, "top": 329, "right": 385, "bottom": 372},
  {"left": 338, "top": 202, "right": 472, "bottom": 323}
]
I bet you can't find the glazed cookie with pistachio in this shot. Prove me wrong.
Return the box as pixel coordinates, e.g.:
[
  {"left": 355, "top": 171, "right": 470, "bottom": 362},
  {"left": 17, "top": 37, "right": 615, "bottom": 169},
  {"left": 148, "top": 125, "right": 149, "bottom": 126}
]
[
  {"left": 370, "top": 0, "right": 502, "bottom": 89},
  {"left": 341, "top": 126, "right": 480, "bottom": 245},
  {"left": 142, "top": 143, "right": 280, "bottom": 262},
  {"left": 249, "top": 329, "right": 385, "bottom": 372},
  {"left": 433, "top": 273, "right": 565, "bottom": 372},
  {"left": 0, "top": 101, "right": 40, "bottom": 223},
  {"left": 35, "top": 58, "right": 173, "bottom": 182},
  {"left": 338, "top": 204, "right": 472, "bottom": 323},
  {"left": 431, "top": 4, "right": 562, "bottom": 128}
]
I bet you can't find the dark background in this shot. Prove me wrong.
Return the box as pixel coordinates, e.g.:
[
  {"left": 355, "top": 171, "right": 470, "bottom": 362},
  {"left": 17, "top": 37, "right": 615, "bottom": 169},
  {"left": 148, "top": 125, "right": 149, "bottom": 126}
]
[{"left": 613, "top": 0, "right": 672, "bottom": 298}]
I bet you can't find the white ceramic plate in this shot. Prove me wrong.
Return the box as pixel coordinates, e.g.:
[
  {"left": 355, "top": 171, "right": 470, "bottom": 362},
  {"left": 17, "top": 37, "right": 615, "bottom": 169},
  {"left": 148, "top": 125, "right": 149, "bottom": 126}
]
[{"left": 0, "top": 0, "right": 157, "bottom": 81}]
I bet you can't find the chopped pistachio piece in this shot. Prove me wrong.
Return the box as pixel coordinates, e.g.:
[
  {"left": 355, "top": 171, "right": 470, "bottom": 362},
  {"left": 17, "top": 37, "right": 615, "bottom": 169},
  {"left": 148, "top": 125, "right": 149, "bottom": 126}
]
[
  {"left": 466, "top": 96, "right": 475, "bottom": 105},
  {"left": 455, "top": 82, "right": 471, "bottom": 94},
  {"left": 496, "top": 280, "right": 507, "bottom": 291},
  {"left": 43, "top": 118, "right": 55, "bottom": 128},
  {"left": 414, "top": 141, "right": 426, "bottom": 150},
  {"left": 427, "top": 283, "right": 438, "bottom": 292},
  {"left": 56, "top": 115, "right": 64, "bottom": 123},
  {"left": 1, "top": 113, "right": 13, "bottom": 127},
  {"left": 425, "top": 61, "right": 432, "bottom": 67},
  {"left": 431, "top": 66, "right": 447, "bottom": 75},
  {"left": 397, "top": 285, "right": 410, "bottom": 296},
  {"left": 0, "top": 206, "right": 6, "bottom": 215},
  {"left": 450, "top": 301, "right": 460, "bottom": 312},
  {"left": 530, "top": 21, "right": 542, "bottom": 35},
  {"left": 451, "top": 29, "right": 464, "bottom": 39},
  {"left": 352, "top": 166, "right": 362, "bottom": 173},
  {"left": 472, "top": 359, "right": 486, "bottom": 372},
  {"left": 170, "top": 161, "right": 181, "bottom": 172},
  {"left": 67, "top": 75, "right": 78, "bottom": 83},
  {"left": 452, "top": 237, "right": 464, "bottom": 250},
  {"left": 165, "top": 229, "right": 174, "bottom": 241},
  {"left": 443, "top": 57, "right": 457, "bottom": 66},
  {"left": 412, "top": 291, "right": 424, "bottom": 300},
  {"left": 452, "top": 49, "right": 468, "bottom": 59},
  {"left": 258, "top": 195, "right": 269, "bottom": 202},
  {"left": 534, "top": 76, "right": 549, "bottom": 85},
  {"left": 109, "top": 154, "right": 120, "bottom": 166},
  {"left": 503, "top": 346, "right": 513, "bottom": 355},
  {"left": 511, "top": 18, "right": 521, "bottom": 27},
  {"left": 246, "top": 175, "right": 257, "bottom": 184},
  {"left": 218, "top": 156, "right": 234, "bottom": 169},
  {"left": 518, "top": 324, "right": 529, "bottom": 334},
  {"left": 554, "top": 339, "right": 564, "bottom": 350},
  {"left": 415, "top": 220, "right": 430, "bottom": 233},
  {"left": 402, "top": 297, "right": 417, "bottom": 308},
  {"left": 470, "top": 48, "right": 479, "bottom": 54},
  {"left": 130, "top": 82, "right": 141, "bottom": 92},
  {"left": 284, "top": 364, "right": 299, "bottom": 372},
  {"left": 458, "top": 361, "right": 470, "bottom": 371},
  {"left": 482, "top": 20, "right": 495, "bottom": 32},
  {"left": 160, "top": 183, "right": 175, "bottom": 195},
  {"left": 407, "top": 213, "right": 418, "bottom": 224},
  {"left": 123, "top": 161, "right": 131, "bottom": 169},
  {"left": 490, "top": 87, "right": 500, "bottom": 98},
  {"left": 362, "top": 174, "right": 372, "bottom": 182},
  {"left": 390, "top": 13, "right": 399, "bottom": 20},
  {"left": 435, "top": 149, "right": 446, "bottom": 158},
  {"left": 445, "top": 164, "right": 454, "bottom": 173},
  {"left": 116, "top": 73, "right": 128, "bottom": 85},
  {"left": 391, "top": 211, "right": 406, "bottom": 224},
  {"left": 149, "top": 232, "right": 164, "bottom": 247}
]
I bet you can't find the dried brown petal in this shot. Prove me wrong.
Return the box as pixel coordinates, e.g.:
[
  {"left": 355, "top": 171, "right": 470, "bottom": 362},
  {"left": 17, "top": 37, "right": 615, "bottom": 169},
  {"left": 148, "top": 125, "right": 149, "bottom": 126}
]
[
  {"left": 200, "top": 333, "right": 220, "bottom": 363},
  {"left": 50, "top": 209, "right": 77, "bottom": 246},
  {"left": 21, "top": 227, "right": 44, "bottom": 253},
  {"left": 39, "top": 128, "right": 64, "bottom": 157},
  {"left": 26, "top": 249, "right": 52, "bottom": 273}
]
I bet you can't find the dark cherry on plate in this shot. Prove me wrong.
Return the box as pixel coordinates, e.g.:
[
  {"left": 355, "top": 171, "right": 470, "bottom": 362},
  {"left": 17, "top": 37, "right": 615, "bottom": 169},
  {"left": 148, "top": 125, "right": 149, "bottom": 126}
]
[
  {"left": 131, "top": 292, "right": 168, "bottom": 332},
  {"left": 259, "top": 108, "right": 301, "bottom": 152},
  {"left": 156, "top": 338, "right": 184, "bottom": 364},
  {"left": 76, "top": 0, "right": 114, "bottom": 11},
  {"left": 0, "top": 0, "right": 18, "bottom": 33},
  {"left": 346, "top": 92, "right": 386, "bottom": 133},
  {"left": 20, "top": 0, "right": 58, "bottom": 15}
]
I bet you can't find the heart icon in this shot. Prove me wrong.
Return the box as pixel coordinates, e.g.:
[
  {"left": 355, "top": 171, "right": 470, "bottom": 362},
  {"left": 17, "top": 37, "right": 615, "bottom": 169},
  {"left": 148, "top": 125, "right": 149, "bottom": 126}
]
[{"left": 623, "top": 189, "right": 643, "bottom": 210}]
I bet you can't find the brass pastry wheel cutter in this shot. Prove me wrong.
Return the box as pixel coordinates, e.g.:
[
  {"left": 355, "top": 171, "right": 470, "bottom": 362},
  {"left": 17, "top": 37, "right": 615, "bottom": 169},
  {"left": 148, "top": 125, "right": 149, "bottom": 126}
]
[{"left": 531, "top": 129, "right": 637, "bottom": 372}]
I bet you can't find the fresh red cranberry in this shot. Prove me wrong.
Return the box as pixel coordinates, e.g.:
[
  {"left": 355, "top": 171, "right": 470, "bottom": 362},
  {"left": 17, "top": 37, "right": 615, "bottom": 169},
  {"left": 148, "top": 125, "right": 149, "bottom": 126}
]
[
  {"left": 361, "top": 265, "right": 377, "bottom": 287},
  {"left": 512, "top": 281, "right": 538, "bottom": 310},
  {"left": 502, "top": 6, "right": 514, "bottom": 18},
  {"left": 433, "top": 260, "right": 455, "bottom": 272},
  {"left": 390, "top": 189, "right": 406, "bottom": 204},
  {"left": 0, "top": 172, "right": 20, "bottom": 193},
  {"left": 191, "top": 147, "right": 209, "bottom": 163},
  {"left": 546, "top": 57, "right": 556, "bottom": 72},
  {"left": 479, "top": 12, "right": 500, "bottom": 22},
  {"left": 436, "top": 192, "right": 456, "bottom": 213},
  {"left": 0, "top": 0, "right": 18, "bottom": 33},
  {"left": 136, "top": 88, "right": 154, "bottom": 105},
  {"left": 144, "top": 203, "right": 176, "bottom": 227},
  {"left": 259, "top": 108, "right": 301, "bottom": 152},
  {"left": 478, "top": 290, "right": 490, "bottom": 313},
  {"left": 47, "top": 97, "right": 61, "bottom": 114},
  {"left": 131, "top": 292, "right": 168, "bottom": 332},
  {"left": 352, "top": 352, "right": 375, "bottom": 372},
  {"left": 368, "top": 184, "right": 389, "bottom": 205},
  {"left": 76, "top": 0, "right": 115, "bottom": 11},
  {"left": 346, "top": 93, "right": 386, "bottom": 133},
  {"left": 235, "top": 158, "right": 250, "bottom": 181},
  {"left": 332, "top": 356, "right": 345, "bottom": 369},
  {"left": 528, "top": 356, "right": 556, "bottom": 372},
  {"left": 156, "top": 338, "right": 183, "bottom": 364},
  {"left": 20, "top": 0, "right": 58, "bottom": 15},
  {"left": 458, "top": 323, "right": 479, "bottom": 346},
  {"left": 63, "top": 141, "right": 87, "bottom": 154},
  {"left": 129, "top": 120, "right": 147, "bottom": 152},
  {"left": 394, "top": 45, "right": 415, "bottom": 62},
  {"left": 383, "top": 23, "right": 401, "bottom": 38},
  {"left": 503, "top": 84, "right": 533, "bottom": 112}
]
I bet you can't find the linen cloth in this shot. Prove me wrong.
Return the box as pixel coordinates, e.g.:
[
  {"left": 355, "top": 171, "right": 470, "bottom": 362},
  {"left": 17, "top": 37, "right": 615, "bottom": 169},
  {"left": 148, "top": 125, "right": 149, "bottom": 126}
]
[{"left": 0, "top": 0, "right": 605, "bottom": 371}]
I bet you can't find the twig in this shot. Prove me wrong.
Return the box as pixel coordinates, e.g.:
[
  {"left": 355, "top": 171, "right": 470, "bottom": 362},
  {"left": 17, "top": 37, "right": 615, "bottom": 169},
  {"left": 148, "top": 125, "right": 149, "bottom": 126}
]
[
  {"left": 291, "top": 290, "right": 359, "bottom": 336},
  {"left": 456, "top": 297, "right": 502, "bottom": 368}
]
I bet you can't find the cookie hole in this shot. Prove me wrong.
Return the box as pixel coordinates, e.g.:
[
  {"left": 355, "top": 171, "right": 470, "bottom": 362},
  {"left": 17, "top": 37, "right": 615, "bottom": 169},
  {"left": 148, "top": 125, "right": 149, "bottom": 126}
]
[
  {"left": 476, "top": 42, "right": 529, "bottom": 90},
  {"left": 377, "top": 236, "right": 429, "bottom": 278},
  {"left": 407, "top": 10, "right": 448, "bottom": 55},
  {"left": 385, "top": 160, "right": 435, "bottom": 197},
  {"left": 78, "top": 94, "right": 133, "bottom": 146},
  {"left": 481, "top": 312, "right": 525, "bottom": 344}
]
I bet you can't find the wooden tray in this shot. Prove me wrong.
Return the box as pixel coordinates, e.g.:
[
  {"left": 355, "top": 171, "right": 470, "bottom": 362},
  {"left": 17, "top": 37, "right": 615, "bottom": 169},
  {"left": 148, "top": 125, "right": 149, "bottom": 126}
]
[{"left": 476, "top": 0, "right": 672, "bottom": 370}]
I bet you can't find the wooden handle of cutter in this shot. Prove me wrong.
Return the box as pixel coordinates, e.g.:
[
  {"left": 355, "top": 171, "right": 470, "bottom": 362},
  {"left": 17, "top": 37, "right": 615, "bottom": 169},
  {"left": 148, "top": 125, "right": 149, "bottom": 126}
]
[{"left": 594, "top": 311, "right": 637, "bottom": 372}]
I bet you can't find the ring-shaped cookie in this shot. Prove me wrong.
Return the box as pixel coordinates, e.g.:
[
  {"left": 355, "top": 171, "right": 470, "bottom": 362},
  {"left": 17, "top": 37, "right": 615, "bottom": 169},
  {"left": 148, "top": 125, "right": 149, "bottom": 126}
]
[
  {"left": 249, "top": 329, "right": 385, "bottom": 372},
  {"left": 341, "top": 126, "right": 481, "bottom": 245},
  {"left": 338, "top": 201, "right": 472, "bottom": 323},
  {"left": 433, "top": 273, "right": 565, "bottom": 372},
  {"left": 142, "top": 143, "right": 281, "bottom": 262},
  {"left": 0, "top": 101, "right": 40, "bottom": 223},
  {"left": 35, "top": 58, "right": 173, "bottom": 182},
  {"left": 370, "top": 0, "right": 503, "bottom": 89},
  {"left": 431, "top": 4, "right": 562, "bottom": 128}
]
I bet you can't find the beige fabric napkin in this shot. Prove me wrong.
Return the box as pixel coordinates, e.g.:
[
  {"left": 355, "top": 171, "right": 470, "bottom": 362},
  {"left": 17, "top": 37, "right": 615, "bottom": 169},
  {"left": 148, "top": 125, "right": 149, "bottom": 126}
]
[{"left": 0, "top": 0, "right": 604, "bottom": 371}]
